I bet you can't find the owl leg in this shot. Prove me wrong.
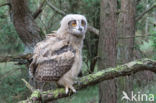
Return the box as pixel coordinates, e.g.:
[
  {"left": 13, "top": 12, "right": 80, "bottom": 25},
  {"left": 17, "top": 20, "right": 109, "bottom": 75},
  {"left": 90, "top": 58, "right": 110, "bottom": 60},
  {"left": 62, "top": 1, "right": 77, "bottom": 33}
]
[{"left": 41, "top": 82, "right": 46, "bottom": 91}]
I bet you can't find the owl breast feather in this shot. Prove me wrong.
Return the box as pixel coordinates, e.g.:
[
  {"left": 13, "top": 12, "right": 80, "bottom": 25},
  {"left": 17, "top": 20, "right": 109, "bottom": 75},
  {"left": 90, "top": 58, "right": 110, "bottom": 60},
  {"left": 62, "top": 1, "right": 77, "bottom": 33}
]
[{"left": 34, "top": 44, "right": 76, "bottom": 82}]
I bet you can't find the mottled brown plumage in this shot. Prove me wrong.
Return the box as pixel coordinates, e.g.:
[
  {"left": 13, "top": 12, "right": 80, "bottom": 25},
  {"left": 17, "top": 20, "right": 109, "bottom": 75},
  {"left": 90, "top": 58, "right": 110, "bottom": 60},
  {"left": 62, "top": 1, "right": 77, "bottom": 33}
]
[{"left": 29, "top": 34, "right": 76, "bottom": 81}]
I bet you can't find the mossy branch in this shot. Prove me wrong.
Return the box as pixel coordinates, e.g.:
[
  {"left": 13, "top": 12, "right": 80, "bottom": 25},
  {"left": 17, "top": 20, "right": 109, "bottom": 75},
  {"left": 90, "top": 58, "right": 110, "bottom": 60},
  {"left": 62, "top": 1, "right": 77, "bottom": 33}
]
[{"left": 20, "top": 58, "right": 156, "bottom": 103}]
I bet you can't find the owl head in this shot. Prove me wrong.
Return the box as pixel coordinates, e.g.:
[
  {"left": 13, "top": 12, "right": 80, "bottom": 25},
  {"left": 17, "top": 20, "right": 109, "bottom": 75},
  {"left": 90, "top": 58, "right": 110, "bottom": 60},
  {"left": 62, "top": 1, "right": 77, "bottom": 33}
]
[{"left": 57, "top": 14, "right": 87, "bottom": 38}]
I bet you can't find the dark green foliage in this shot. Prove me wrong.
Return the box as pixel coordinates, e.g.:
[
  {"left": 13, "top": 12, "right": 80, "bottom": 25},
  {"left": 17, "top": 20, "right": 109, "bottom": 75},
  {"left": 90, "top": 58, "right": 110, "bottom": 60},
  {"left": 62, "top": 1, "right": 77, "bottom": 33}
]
[
  {"left": 0, "top": 63, "right": 30, "bottom": 103},
  {"left": 0, "top": 6, "right": 24, "bottom": 55}
]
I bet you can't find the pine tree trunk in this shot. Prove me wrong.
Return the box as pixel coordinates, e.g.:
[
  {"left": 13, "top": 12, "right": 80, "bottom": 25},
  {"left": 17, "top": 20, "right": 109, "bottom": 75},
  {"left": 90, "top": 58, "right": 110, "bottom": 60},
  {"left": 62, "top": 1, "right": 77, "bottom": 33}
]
[
  {"left": 117, "top": 0, "right": 136, "bottom": 100},
  {"left": 98, "top": 0, "right": 117, "bottom": 103}
]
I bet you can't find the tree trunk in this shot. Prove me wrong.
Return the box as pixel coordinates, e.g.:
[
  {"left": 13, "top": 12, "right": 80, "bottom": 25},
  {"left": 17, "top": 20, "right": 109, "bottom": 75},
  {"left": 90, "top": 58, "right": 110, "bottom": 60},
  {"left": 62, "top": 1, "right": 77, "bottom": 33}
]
[
  {"left": 117, "top": 0, "right": 136, "bottom": 64},
  {"left": 98, "top": 0, "right": 117, "bottom": 103},
  {"left": 8, "top": 0, "right": 43, "bottom": 53},
  {"left": 117, "top": 0, "right": 136, "bottom": 100}
]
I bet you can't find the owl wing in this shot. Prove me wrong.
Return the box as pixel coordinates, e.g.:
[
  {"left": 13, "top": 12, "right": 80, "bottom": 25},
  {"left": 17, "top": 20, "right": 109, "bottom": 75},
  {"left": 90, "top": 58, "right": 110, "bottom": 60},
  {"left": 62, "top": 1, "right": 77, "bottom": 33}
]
[{"left": 29, "top": 36, "right": 76, "bottom": 81}]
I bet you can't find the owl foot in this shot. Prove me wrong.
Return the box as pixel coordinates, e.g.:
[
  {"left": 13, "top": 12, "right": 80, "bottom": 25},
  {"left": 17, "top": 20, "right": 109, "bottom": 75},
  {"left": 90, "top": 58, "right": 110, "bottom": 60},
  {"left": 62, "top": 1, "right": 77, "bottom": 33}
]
[{"left": 65, "top": 85, "right": 76, "bottom": 94}]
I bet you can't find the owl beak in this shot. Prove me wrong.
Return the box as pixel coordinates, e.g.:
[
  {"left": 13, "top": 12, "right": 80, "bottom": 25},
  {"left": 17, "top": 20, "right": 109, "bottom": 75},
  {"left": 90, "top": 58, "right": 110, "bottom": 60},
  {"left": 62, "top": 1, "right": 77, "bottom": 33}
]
[{"left": 78, "top": 27, "right": 83, "bottom": 32}]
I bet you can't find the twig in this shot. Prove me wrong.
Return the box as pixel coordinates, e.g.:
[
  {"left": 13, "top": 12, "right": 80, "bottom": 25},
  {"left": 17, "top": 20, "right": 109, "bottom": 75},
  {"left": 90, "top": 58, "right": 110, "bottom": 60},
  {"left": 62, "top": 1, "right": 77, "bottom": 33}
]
[
  {"left": 87, "top": 25, "right": 99, "bottom": 36},
  {"left": 19, "top": 58, "right": 156, "bottom": 102},
  {"left": 47, "top": 0, "right": 65, "bottom": 16},
  {"left": 0, "top": 53, "right": 32, "bottom": 63},
  {"left": 22, "top": 79, "right": 34, "bottom": 92},
  {"left": 33, "top": 0, "right": 47, "bottom": 19},
  {"left": 47, "top": 13, "right": 57, "bottom": 30},
  {"left": 136, "top": 4, "right": 156, "bottom": 22},
  {"left": 118, "top": 34, "right": 155, "bottom": 39}
]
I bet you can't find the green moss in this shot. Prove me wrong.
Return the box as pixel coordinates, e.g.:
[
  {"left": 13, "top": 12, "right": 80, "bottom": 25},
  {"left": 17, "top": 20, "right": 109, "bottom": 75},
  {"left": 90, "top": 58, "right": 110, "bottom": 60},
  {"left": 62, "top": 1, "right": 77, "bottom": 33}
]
[
  {"left": 95, "top": 70, "right": 105, "bottom": 76},
  {"left": 81, "top": 71, "right": 104, "bottom": 83},
  {"left": 114, "top": 65, "right": 123, "bottom": 71},
  {"left": 42, "top": 88, "right": 65, "bottom": 98},
  {"left": 30, "top": 90, "right": 40, "bottom": 99},
  {"left": 136, "top": 61, "right": 143, "bottom": 64},
  {"left": 53, "top": 89, "right": 65, "bottom": 98}
]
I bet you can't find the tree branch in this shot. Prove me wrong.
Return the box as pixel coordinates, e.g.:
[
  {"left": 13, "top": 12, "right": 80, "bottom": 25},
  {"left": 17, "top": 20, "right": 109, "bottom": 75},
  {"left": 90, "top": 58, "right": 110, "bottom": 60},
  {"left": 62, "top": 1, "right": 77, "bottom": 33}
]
[
  {"left": 0, "top": 53, "right": 32, "bottom": 63},
  {"left": 87, "top": 25, "right": 99, "bottom": 36},
  {"left": 47, "top": 0, "right": 66, "bottom": 16},
  {"left": 33, "top": 0, "right": 47, "bottom": 19},
  {"left": 47, "top": 0, "right": 99, "bottom": 36},
  {"left": 136, "top": 4, "right": 156, "bottom": 22},
  {"left": 19, "top": 58, "right": 156, "bottom": 103},
  {"left": 0, "top": 3, "right": 10, "bottom": 8},
  {"left": 118, "top": 34, "right": 154, "bottom": 39}
]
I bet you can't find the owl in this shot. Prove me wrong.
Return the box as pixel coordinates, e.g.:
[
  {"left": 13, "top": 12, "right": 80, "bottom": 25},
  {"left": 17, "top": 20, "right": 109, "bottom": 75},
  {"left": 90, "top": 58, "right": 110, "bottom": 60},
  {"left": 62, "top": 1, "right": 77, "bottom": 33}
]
[{"left": 29, "top": 14, "right": 87, "bottom": 94}]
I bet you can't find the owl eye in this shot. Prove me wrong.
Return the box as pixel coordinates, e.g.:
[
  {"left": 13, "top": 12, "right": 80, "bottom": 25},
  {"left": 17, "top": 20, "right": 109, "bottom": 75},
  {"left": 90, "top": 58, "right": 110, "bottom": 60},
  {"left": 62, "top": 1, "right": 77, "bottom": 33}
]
[
  {"left": 71, "top": 20, "right": 77, "bottom": 27},
  {"left": 81, "top": 20, "right": 86, "bottom": 26}
]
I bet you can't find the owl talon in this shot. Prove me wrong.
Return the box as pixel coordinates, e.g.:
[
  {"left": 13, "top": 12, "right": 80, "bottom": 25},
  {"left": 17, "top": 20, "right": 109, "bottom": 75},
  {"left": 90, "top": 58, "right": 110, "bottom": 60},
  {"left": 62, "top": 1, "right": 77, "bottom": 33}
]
[
  {"left": 65, "top": 86, "right": 69, "bottom": 94},
  {"left": 71, "top": 88, "right": 76, "bottom": 93},
  {"left": 69, "top": 85, "right": 76, "bottom": 93},
  {"left": 65, "top": 85, "right": 76, "bottom": 94}
]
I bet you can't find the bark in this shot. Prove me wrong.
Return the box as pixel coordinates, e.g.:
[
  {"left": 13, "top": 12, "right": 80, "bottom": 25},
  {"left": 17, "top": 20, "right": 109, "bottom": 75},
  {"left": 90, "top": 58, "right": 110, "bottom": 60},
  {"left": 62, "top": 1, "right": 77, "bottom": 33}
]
[
  {"left": 19, "top": 59, "right": 156, "bottom": 103},
  {"left": 117, "top": 0, "right": 136, "bottom": 64},
  {"left": 98, "top": 0, "right": 117, "bottom": 103},
  {"left": 117, "top": 0, "right": 136, "bottom": 100},
  {"left": 8, "top": 0, "right": 44, "bottom": 53}
]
